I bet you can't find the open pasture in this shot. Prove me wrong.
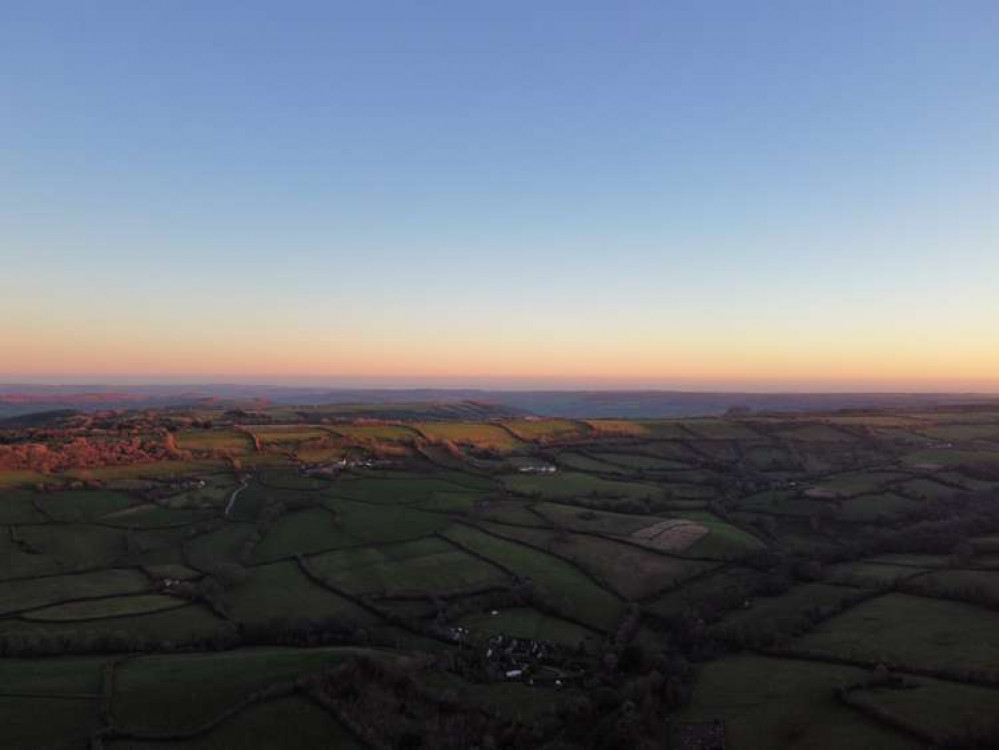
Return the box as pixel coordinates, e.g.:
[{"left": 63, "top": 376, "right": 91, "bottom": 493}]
[
  {"left": 679, "top": 654, "right": 918, "bottom": 750},
  {"left": 806, "top": 471, "right": 909, "bottom": 498},
  {"left": 531, "top": 502, "right": 660, "bottom": 535},
  {"left": 13, "top": 524, "right": 126, "bottom": 571},
  {"left": 23, "top": 593, "right": 188, "bottom": 621},
  {"left": 327, "top": 423, "right": 420, "bottom": 441},
  {"left": 114, "top": 646, "right": 381, "bottom": 732},
  {"left": 108, "top": 695, "right": 362, "bottom": 750},
  {"left": 661, "top": 512, "right": 766, "bottom": 559},
  {"left": 309, "top": 537, "right": 509, "bottom": 596},
  {"left": 501, "top": 471, "right": 662, "bottom": 504},
  {"left": 0, "top": 695, "right": 102, "bottom": 750},
  {"left": 682, "top": 419, "right": 766, "bottom": 441},
  {"left": 0, "top": 568, "right": 149, "bottom": 616},
  {"left": 250, "top": 426, "right": 333, "bottom": 446},
  {"left": 838, "top": 493, "right": 920, "bottom": 523},
  {"left": 100, "top": 503, "right": 216, "bottom": 528},
  {"left": 251, "top": 508, "right": 355, "bottom": 562},
  {"left": 793, "top": 593, "right": 999, "bottom": 677},
  {"left": 501, "top": 419, "right": 586, "bottom": 442},
  {"left": 823, "top": 561, "right": 927, "bottom": 587},
  {"left": 34, "top": 489, "right": 135, "bottom": 521},
  {"left": 324, "top": 498, "right": 452, "bottom": 544},
  {"left": 583, "top": 419, "right": 651, "bottom": 436},
  {"left": 442, "top": 523, "right": 622, "bottom": 631},
  {"left": 556, "top": 452, "right": 630, "bottom": 474},
  {"left": 225, "top": 561, "right": 378, "bottom": 627},
  {"left": 846, "top": 676, "right": 999, "bottom": 745},
  {"left": 413, "top": 421, "right": 523, "bottom": 451},
  {"left": 0, "top": 490, "right": 49, "bottom": 523},
  {"left": 175, "top": 429, "right": 255, "bottom": 454},
  {"left": 712, "top": 583, "right": 868, "bottom": 642},
  {"left": 902, "top": 447, "right": 999, "bottom": 468},
  {"left": 0, "top": 654, "right": 110, "bottom": 695},
  {"left": 776, "top": 424, "right": 858, "bottom": 443},
  {"left": 477, "top": 521, "right": 715, "bottom": 600}
]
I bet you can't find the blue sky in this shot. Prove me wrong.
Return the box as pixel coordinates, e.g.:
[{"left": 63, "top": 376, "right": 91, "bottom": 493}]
[{"left": 1, "top": 1, "right": 996, "bottom": 390}]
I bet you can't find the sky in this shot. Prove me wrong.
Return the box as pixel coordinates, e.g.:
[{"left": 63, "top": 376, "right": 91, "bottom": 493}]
[{"left": 1, "top": 1, "right": 997, "bottom": 392}]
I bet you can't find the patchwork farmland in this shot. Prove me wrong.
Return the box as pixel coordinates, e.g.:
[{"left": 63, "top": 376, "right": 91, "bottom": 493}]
[{"left": 1, "top": 403, "right": 999, "bottom": 748}]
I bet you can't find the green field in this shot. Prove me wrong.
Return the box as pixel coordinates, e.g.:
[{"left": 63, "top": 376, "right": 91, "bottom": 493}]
[
  {"left": 0, "top": 568, "right": 150, "bottom": 615},
  {"left": 413, "top": 421, "right": 523, "bottom": 452},
  {"left": 226, "top": 561, "right": 379, "bottom": 627},
  {"left": 4, "top": 406, "right": 999, "bottom": 748},
  {"left": 23, "top": 593, "right": 189, "bottom": 621},
  {"left": 309, "top": 536, "right": 510, "bottom": 596},
  {"left": 109, "top": 695, "right": 362, "bottom": 750},
  {"left": 442, "top": 523, "right": 622, "bottom": 631},
  {"left": 175, "top": 429, "right": 255, "bottom": 454},
  {"left": 679, "top": 654, "right": 918, "bottom": 750},
  {"left": 501, "top": 471, "right": 663, "bottom": 503},
  {"left": 501, "top": 419, "right": 586, "bottom": 441},
  {"left": 793, "top": 593, "right": 999, "bottom": 676},
  {"left": 114, "top": 646, "right": 382, "bottom": 731}
]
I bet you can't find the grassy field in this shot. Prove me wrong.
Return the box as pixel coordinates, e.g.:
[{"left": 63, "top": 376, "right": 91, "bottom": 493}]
[
  {"left": 0, "top": 490, "right": 51, "bottom": 523},
  {"left": 23, "top": 593, "right": 189, "bottom": 621},
  {"left": 324, "top": 498, "right": 453, "bottom": 544},
  {"left": 591, "top": 452, "right": 693, "bottom": 471},
  {"left": 902, "top": 448, "right": 999, "bottom": 468},
  {"left": 14, "top": 524, "right": 126, "bottom": 570},
  {"left": 793, "top": 593, "right": 999, "bottom": 676},
  {"left": 327, "top": 423, "right": 420, "bottom": 441},
  {"left": 413, "top": 421, "right": 523, "bottom": 452},
  {"left": 662, "top": 511, "right": 767, "bottom": 559},
  {"left": 823, "top": 561, "right": 928, "bottom": 587},
  {"left": 109, "top": 695, "right": 362, "bottom": 750},
  {"left": 776, "top": 425, "right": 858, "bottom": 443},
  {"left": 583, "top": 419, "right": 651, "bottom": 436},
  {"left": 501, "top": 419, "right": 586, "bottom": 441},
  {"left": 225, "top": 561, "right": 379, "bottom": 627},
  {"left": 682, "top": 419, "right": 765, "bottom": 441},
  {"left": 114, "top": 646, "right": 382, "bottom": 731},
  {"left": 501, "top": 471, "right": 663, "bottom": 503},
  {"left": 35, "top": 489, "right": 135, "bottom": 521},
  {"left": 846, "top": 676, "right": 999, "bottom": 744},
  {"left": 442, "top": 523, "right": 622, "bottom": 631},
  {"left": 679, "top": 654, "right": 918, "bottom": 750},
  {"left": 807, "top": 471, "right": 909, "bottom": 498},
  {"left": 838, "top": 493, "right": 921, "bottom": 523},
  {"left": 175, "top": 429, "right": 255, "bottom": 454},
  {"left": 0, "top": 695, "right": 102, "bottom": 750},
  {"left": 531, "top": 502, "right": 661, "bottom": 535},
  {"left": 251, "top": 507, "right": 355, "bottom": 562},
  {"left": 478, "top": 521, "right": 716, "bottom": 600},
  {"left": 4, "top": 406, "right": 999, "bottom": 748},
  {"left": 0, "top": 568, "right": 150, "bottom": 615},
  {"left": 712, "top": 583, "right": 868, "bottom": 642},
  {"left": 0, "top": 654, "right": 110, "bottom": 695},
  {"left": 309, "top": 536, "right": 510, "bottom": 596}
]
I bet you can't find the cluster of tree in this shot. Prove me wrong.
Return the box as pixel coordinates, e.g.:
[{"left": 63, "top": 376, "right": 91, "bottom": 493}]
[
  {"left": 0, "top": 614, "right": 389, "bottom": 658},
  {"left": 0, "top": 433, "right": 179, "bottom": 472}
]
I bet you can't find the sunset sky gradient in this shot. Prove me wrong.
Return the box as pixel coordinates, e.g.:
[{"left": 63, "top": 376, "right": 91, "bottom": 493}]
[{"left": 2, "top": 1, "right": 997, "bottom": 391}]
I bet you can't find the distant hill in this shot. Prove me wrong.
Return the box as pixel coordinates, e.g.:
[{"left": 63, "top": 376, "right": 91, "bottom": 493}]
[{"left": 2, "top": 384, "right": 998, "bottom": 419}]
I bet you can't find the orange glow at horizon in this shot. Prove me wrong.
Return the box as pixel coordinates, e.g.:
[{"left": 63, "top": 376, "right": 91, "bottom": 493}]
[{"left": 5, "top": 322, "right": 998, "bottom": 391}]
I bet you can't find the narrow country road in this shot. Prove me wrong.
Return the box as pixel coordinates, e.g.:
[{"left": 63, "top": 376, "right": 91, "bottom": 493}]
[{"left": 224, "top": 475, "right": 250, "bottom": 517}]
